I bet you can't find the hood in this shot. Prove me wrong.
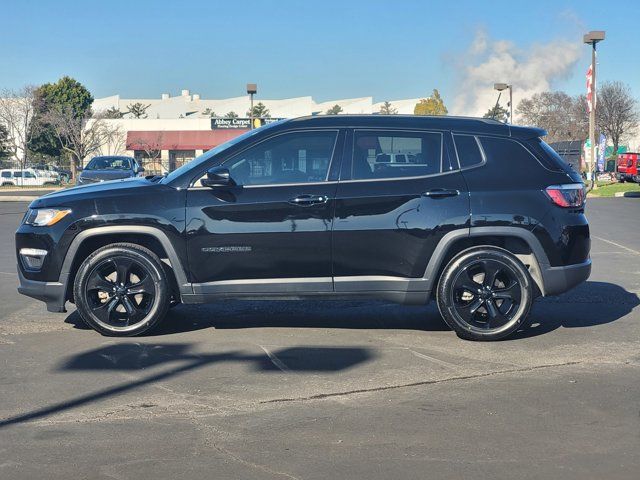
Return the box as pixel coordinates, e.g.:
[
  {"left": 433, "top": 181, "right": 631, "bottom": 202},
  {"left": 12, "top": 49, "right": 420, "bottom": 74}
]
[
  {"left": 79, "top": 170, "right": 133, "bottom": 182},
  {"left": 31, "top": 177, "right": 153, "bottom": 208}
]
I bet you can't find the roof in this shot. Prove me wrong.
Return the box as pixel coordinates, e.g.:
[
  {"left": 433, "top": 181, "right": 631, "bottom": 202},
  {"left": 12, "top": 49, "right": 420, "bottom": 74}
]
[{"left": 279, "top": 115, "right": 546, "bottom": 139}]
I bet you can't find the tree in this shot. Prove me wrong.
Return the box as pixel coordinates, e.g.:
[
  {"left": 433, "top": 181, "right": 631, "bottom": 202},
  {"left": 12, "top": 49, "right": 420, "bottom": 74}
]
[
  {"left": 247, "top": 102, "right": 270, "bottom": 118},
  {"left": 0, "top": 124, "right": 10, "bottom": 163},
  {"left": 129, "top": 132, "right": 164, "bottom": 174},
  {"left": 29, "top": 76, "right": 94, "bottom": 159},
  {"left": 379, "top": 101, "right": 398, "bottom": 115},
  {"left": 103, "top": 106, "right": 124, "bottom": 119},
  {"left": 325, "top": 104, "right": 343, "bottom": 115},
  {"left": 100, "top": 122, "right": 126, "bottom": 156},
  {"left": 126, "top": 102, "right": 150, "bottom": 119},
  {"left": 414, "top": 89, "right": 448, "bottom": 116},
  {"left": 0, "top": 85, "right": 38, "bottom": 170},
  {"left": 225, "top": 111, "right": 239, "bottom": 119},
  {"left": 516, "top": 91, "right": 588, "bottom": 143},
  {"left": 202, "top": 108, "right": 217, "bottom": 118},
  {"left": 596, "top": 81, "right": 639, "bottom": 159},
  {"left": 483, "top": 104, "right": 509, "bottom": 122},
  {"left": 45, "top": 109, "right": 108, "bottom": 179}
]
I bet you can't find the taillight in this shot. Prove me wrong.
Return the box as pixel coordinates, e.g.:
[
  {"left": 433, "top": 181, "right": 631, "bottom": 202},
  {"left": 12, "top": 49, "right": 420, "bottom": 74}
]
[{"left": 545, "top": 184, "right": 586, "bottom": 208}]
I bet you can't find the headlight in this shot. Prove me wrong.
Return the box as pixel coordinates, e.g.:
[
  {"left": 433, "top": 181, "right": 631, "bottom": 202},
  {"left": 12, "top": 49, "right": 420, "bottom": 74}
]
[{"left": 24, "top": 208, "right": 72, "bottom": 227}]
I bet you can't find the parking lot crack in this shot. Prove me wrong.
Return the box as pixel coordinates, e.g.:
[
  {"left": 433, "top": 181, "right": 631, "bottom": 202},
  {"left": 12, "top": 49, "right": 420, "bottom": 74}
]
[{"left": 259, "top": 361, "right": 583, "bottom": 404}]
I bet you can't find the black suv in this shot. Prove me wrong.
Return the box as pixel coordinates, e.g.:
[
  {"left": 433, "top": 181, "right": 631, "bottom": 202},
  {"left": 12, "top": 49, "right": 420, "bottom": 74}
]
[{"left": 16, "top": 116, "right": 590, "bottom": 341}]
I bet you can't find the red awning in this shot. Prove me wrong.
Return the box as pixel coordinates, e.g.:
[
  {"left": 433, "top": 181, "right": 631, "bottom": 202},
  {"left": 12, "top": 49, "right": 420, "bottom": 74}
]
[{"left": 126, "top": 130, "right": 248, "bottom": 151}]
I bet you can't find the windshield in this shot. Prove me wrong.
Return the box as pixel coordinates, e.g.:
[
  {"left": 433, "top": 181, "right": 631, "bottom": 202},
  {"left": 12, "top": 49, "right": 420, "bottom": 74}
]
[
  {"left": 161, "top": 120, "right": 288, "bottom": 184},
  {"left": 86, "top": 157, "right": 132, "bottom": 170}
]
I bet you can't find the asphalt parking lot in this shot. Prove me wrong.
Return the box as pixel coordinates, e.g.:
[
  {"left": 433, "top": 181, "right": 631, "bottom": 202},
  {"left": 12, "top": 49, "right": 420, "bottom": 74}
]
[{"left": 1, "top": 199, "right": 639, "bottom": 479}]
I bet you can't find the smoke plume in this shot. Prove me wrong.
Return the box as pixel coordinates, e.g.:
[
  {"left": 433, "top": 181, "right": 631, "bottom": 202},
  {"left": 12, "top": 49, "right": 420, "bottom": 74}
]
[{"left": 451, "top": 30, "right": 582, "bottom": 117}]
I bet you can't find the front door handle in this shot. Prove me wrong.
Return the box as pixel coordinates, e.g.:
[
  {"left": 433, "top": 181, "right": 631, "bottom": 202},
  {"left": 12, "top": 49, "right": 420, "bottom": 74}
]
[
  {"left": 288, "top": 194, "right": 329, "bottom": 206},
  {"left": 422, "top": 189, "right": 460, "bottom": 198}
]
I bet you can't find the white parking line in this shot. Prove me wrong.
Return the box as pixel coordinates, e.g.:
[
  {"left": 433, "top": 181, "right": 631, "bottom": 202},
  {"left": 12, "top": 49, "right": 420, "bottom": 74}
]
[
  {"left": 592, "top": 235, "right": 640, "bottom": 256},
  {"left": 257, "top": 345, "right": 291, "bottom": 373}
]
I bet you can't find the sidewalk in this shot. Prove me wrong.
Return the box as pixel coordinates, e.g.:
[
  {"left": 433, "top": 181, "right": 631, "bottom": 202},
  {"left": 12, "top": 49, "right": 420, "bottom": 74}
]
[{"left": 0, "top": 187, "right": 63, "bottom": 202}]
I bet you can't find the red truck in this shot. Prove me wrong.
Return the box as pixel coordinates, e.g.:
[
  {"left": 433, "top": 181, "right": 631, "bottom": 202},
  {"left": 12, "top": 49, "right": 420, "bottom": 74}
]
[{"left": 616, "top": 153, "right": 640, "bottom": 183}]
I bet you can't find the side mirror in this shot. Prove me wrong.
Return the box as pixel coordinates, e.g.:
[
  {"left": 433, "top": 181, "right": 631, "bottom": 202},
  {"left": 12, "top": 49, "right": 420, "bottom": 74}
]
[
  {"left": 201, "top": 166, "right": 236, "bottom": 188},
  {"left": 137, "top": 166, "right": 145, "bottom": 174}
]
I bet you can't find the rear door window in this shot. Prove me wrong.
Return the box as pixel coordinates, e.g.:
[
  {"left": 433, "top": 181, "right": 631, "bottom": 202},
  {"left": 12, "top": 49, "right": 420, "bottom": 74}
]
[{"left": 352, "top": 130, "right": 442, "bottom": 180}]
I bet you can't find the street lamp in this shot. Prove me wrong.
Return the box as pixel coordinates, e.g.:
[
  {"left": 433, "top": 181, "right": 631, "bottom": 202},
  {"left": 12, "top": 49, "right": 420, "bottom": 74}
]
[
  {"left": 247, "top": 83, "right": 257, "bottom": 129},
  {"left": 494, "top": 83, "right": 513, "bottom": 124},
  {"left": 583, "top": 30, "right": 605, "bottom": 187}
]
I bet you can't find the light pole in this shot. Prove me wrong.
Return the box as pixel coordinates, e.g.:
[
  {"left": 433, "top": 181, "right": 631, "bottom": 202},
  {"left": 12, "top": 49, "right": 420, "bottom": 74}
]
[
  {"left": 494, "top": 83, "right": 513, "bottom": 123},
  {"left": 583, "top": 31, "right": 605, "bottom": 189},
  {"left": 247, "top": 83, "right": 257, "bottom": 129}
]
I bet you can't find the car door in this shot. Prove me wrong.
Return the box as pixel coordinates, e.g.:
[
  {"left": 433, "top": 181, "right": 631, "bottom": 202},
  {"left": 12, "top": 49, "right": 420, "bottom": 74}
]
[
  {"left": 332, "top": 129, "right": 470, "bottom": 293},
  {"left": 186, "top": 129, "right": 343, "bottom": 295}
]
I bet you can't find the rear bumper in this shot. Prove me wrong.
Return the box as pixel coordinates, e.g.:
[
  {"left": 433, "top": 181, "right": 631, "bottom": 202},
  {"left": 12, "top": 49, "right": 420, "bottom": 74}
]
[
  {"left": 540, "top": 259, "right": 591, "bottom": 296},
  {"left": 17, "top": 268, "right": 67, "bottom": 313}
]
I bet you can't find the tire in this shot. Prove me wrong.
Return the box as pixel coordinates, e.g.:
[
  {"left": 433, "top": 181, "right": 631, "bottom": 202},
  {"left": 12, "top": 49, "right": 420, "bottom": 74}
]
[
  {"left": 436, "top": 246, "right": 533, "bottom": 341},
  {"left": 73, "top": 243, "right": 170, "bottom": 336},
  {"left": 619, "top": 177, "right": 625, "bottom": 183}
]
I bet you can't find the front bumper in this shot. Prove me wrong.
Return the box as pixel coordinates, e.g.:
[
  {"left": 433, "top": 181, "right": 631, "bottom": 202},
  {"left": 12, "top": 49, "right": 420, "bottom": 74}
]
[
  {"left": 540, "top": 258, "right": 591, "bottom": 296},
  {"left": 17, "top": 268, "right": 67, "bottom": 313}
]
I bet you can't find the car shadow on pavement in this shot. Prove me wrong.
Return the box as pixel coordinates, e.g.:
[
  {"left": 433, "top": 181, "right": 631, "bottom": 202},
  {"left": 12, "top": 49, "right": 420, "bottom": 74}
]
[
  {"left": 63, "top": 281, "right": 635, "bottom": 340},
  {"left": 512, "top": 281, "right": 639, "bottom": 339},
  {"left": 0, "top": 343, "right": 373, "bottom": 429},
  {"left": 65, "top": 300, "right": 449, "bottom": 335}
]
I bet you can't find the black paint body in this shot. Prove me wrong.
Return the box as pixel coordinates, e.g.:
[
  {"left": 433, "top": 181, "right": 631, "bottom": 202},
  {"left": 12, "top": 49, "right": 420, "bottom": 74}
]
[{"left": 16, "top": 115, "right": 590, "bottom": 312}]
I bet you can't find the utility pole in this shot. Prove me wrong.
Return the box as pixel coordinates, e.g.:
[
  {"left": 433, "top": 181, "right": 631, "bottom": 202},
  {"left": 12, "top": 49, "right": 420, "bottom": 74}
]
[
  {"left": 583, "top": 31, "right": 605, "bottom": 190},
  {"left": 247, "top": 83, "right": 257, "bottom": 129},
  {"left": 493, "top": 83, "right": 512, "bottom": 123}
]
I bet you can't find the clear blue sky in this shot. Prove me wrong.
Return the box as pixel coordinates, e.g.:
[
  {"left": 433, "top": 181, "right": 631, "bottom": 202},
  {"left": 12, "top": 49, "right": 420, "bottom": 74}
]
[{"left": 2, "top": 0, "right": 638, "bottom": 104}]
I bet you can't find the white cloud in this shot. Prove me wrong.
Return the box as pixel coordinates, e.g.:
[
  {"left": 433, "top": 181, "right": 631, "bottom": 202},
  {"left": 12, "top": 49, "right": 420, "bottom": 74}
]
[{"left": 451, "top": 30, "right": 582, "bottom": 117}]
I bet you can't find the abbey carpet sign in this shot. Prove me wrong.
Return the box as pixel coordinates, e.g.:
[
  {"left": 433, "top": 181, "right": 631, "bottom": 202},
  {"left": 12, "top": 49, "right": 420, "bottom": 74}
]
[{"left": 211, "top": 118, "right": 284, "bottom": 129}]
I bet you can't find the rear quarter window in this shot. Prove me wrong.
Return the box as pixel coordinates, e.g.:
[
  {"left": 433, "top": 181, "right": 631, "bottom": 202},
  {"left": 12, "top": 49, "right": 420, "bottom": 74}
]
[
  {"left": 479, "top": 136, "right": 563, "bottom": 172},
  {"left": 524, "top": 138, "right": 573, "bottom": 173}
]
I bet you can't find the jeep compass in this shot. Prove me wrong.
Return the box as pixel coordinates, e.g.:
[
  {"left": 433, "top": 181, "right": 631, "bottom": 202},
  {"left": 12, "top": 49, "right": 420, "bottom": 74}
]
[{"left": 16, "top": 115, "right": 590, "bottom": 340}]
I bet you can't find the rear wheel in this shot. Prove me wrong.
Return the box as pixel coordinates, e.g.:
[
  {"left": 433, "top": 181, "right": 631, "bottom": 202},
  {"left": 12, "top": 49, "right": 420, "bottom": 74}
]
[
  {"left": 436, "top": 247, "right": 533, "bottom": 341},
  {"left": 73, "top": 243, "right": 170, "bottom": 336}
]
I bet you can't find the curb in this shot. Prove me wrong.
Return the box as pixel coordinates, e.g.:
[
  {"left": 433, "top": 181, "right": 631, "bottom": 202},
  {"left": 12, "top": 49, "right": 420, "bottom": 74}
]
[{"left": 0, "top": 196, "right": 38, "bottom": 202}]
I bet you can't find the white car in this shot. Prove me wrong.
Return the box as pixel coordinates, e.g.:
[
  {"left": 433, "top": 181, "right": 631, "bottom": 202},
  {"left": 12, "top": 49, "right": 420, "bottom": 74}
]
[{"left": 0, "top": 168, "right": 59, "bottom": 187}]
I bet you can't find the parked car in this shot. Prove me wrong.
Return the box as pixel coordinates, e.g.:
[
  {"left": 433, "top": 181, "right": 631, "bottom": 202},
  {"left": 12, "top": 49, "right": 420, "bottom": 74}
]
[
  {"left": 615, "top": 153, "right": 639, "bottom": 183},
  {"left": 16, "top": 115, "right": 590, "bottom": 340},
  {"left": 77, "top": 156, "right": 144, "bottom": 185},
  {"left": 1, "top": 168, "right": 60, "bottom": 187},
  {"left": 32, "top": 164, "right": 72, "bottom": 183}
]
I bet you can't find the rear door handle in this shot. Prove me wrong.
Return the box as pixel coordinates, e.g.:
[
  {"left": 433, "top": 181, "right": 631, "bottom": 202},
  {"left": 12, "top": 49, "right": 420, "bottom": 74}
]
[
  {"left": 288, "top": 194, "right": 329, "bottom": 206},
  {"left": 422, "top": 189, "right": 460, "bottom": 198}
]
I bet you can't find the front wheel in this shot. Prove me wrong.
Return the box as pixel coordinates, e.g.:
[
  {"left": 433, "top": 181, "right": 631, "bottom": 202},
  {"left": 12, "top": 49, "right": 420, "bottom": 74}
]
[
  {"left": 73, "top": 243, "right": 170, "bottom": 336},
  {"left": 436, "top": 247, "right": 533, "bottom": 341}
]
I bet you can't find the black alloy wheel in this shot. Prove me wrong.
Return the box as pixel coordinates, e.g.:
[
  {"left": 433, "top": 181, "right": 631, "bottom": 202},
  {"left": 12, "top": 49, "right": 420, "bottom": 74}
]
[
  {"left": 437, "top": 247, "right": 533, "bottom": 341},
  {"left": 74, "top": 243, "right": 170, "bottom": 336}
]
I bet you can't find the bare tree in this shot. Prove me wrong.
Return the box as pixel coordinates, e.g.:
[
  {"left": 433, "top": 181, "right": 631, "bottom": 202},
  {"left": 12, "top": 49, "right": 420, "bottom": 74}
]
[
  {"left": 0, "top": 86, "right": 37, "bottom": 170},
  {"left": 596, "top": 81, "right": 639, "bottom": 158},
  {"left": 516, "top": 91, "right": 588, "bottom": 143},
  {"left": 45, "top": 108, "right": 110, "bottom": 179},
  {"left": 129, "top": 132, "right": 164, "bottom": 174},
  {"left": 100, "top": 122, "right": 126, "bottom": 156}
]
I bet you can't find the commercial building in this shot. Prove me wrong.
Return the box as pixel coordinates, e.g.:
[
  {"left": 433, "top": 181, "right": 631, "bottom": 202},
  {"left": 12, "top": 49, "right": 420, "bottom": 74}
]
[{"left": 89, "top": 90, "right": 423, "bottom": 173}]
